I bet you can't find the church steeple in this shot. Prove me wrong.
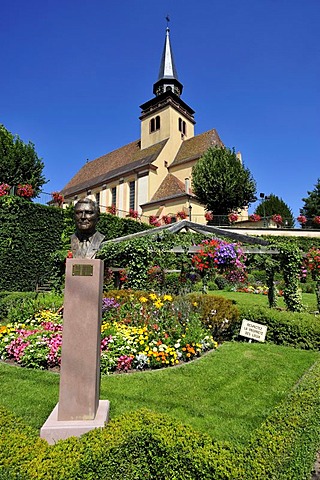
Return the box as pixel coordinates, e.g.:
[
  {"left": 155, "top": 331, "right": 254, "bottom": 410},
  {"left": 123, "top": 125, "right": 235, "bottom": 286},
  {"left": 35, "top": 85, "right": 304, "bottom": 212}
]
[{"left": 153, "top": 27, "right": 183, "bottom": 97}]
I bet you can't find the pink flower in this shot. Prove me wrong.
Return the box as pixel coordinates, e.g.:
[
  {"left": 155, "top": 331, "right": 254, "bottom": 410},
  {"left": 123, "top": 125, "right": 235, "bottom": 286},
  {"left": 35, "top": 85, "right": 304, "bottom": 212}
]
[
  {"left": 313, "top": 216, "right": 320, "bottom": 225},
  {"left": 205, "top": 212, "right": 213, "bottom": 221}
]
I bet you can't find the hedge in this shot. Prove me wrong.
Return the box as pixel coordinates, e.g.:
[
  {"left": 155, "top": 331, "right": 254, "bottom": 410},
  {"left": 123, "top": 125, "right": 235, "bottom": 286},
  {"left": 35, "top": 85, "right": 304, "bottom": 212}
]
[
  {"left": 0, "top": 197, "right": 64, "bottom": 292},
  {"left": 1, "top": 359, "right": 320, "bottom": 479},
  {"left": 237, "top": 304, "right": 320, "bottom": 350}
]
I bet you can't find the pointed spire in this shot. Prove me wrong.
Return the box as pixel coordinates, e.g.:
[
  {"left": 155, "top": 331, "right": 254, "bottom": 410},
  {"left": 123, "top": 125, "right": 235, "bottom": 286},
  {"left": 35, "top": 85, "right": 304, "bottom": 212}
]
[{"left": 153, "top": 25, "right": 183, "bottom": 97}]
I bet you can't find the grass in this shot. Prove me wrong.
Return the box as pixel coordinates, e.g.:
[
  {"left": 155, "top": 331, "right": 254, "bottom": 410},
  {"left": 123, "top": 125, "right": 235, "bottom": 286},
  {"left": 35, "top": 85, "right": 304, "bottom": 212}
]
[
  {"left": 209, "top": 289, "right": 318, "bottom": 311},
  {"left": 0, "top": 342, "right": 318, "bottom": 445}
]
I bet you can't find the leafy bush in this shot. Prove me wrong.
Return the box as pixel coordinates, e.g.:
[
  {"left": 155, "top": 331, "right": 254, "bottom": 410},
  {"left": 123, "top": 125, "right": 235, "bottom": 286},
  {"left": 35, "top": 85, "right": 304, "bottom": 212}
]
[
  {"left": 237, "top": 304, "right": 320, "bottom": 350},
  {"left": 187, "top": 293, "right": 239, "bottom": 342},
  {"left": 214, "top": 275, "right": 230, "bottom": 290},
  {"left": 0, "top": 292, "right": 63, "bottom": 324}
]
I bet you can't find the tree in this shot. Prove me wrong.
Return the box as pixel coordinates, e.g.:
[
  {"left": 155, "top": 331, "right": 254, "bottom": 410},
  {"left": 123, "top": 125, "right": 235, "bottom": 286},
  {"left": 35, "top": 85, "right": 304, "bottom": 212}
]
[
  {"left": 255, "top": 194, "right": 295, "bottom": 227},
  {"left": 191, "top": 146, "right": 256, "bottom": 219},
  {"left": 300, "top": 178, "right": 320, "bottom": 224},
  {"left": 0, "top": 124, "right": 47, "bottom": 197}
]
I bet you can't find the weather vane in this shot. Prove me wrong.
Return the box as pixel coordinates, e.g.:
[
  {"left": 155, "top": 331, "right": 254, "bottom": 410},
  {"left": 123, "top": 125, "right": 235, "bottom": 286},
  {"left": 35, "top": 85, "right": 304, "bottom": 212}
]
[{"left": 166, "top": 14, "right": 170, "bottom": 27}]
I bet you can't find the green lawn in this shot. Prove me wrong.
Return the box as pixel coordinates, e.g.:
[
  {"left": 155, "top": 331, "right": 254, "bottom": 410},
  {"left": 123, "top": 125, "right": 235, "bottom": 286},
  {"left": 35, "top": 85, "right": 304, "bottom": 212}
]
[
  {"left": 0, "top": 342, "right": 318, "bottom": 445},
  {"left": 209, "top": 289, "right": 318, "bottom": 311}
]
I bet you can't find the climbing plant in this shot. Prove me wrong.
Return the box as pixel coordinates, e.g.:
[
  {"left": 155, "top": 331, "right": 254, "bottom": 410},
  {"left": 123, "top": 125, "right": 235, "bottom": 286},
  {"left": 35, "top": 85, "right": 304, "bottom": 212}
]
[
  {"left": 304, "top": 247, "right": 320, "bottom": 311},
  {"left": 277, "top": 242, "right": 303, "bottom": 312}
]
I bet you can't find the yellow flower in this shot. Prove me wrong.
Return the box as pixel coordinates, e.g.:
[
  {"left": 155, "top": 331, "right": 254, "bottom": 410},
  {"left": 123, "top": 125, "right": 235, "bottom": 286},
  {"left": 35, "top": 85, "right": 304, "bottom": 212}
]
[
  {"left": 193, "top": 301, "right": 198, "bottom": 307},
  {"left": 163, "top": 294, "right": 173, "bottom": 302},
  {"left": 154, "top": 300, "right": 164, "bottom": 309},
  {"left": 149, "top": 293, "right": 157, "bottom": 300},
  {"left": 139, "top": 296, "right": 148, "bottom": 303}
]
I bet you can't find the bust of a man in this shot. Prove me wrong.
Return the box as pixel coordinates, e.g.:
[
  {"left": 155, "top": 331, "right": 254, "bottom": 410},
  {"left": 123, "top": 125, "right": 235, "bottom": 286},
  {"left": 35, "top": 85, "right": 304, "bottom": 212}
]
[{"left": 71, "top": 198, "right": 105, "bottom": 259}]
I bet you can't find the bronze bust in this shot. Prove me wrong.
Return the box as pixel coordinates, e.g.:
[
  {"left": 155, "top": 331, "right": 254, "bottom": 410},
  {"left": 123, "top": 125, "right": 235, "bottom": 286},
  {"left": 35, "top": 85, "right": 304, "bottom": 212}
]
[{"left": 71, "top": 198, "right": 105, "bottom": 259}]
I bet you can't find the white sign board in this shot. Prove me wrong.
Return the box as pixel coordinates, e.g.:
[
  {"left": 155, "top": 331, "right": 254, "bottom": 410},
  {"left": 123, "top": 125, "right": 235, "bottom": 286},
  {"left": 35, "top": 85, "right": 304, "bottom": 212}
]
[{"left": 240, "top": 319, "right": 267, "bottom": 342}]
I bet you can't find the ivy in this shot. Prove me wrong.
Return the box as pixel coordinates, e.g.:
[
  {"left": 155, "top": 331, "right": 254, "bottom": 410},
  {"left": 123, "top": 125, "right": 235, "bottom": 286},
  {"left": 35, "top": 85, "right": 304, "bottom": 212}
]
[{"left": 277, "top": 242, "right": 303, "bottom": 312}]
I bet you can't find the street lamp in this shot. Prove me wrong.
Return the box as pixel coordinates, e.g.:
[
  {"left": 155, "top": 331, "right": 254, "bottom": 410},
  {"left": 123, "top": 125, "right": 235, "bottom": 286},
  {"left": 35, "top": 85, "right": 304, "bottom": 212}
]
[{"left": 259, "top": 193, "right": 270, "bottom": 227}]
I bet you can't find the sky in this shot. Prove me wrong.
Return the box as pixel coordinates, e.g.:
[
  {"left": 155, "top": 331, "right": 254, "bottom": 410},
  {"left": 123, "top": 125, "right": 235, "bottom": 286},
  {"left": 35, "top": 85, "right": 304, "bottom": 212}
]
[{"left": 1, "top": 0, "right": 319, "bottom": 218}]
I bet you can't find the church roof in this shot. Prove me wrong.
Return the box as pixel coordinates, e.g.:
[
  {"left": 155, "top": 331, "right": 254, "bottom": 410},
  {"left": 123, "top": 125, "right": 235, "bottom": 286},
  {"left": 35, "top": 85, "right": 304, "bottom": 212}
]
[
  {"left": 147, "top": 173, "right": 191, "bottom": 205},
  {"left": 170, "top": 128, "right": 223, "bottom": 168},
  {"left": 61, "top": 139, "right": 168, "bottom": 197}
]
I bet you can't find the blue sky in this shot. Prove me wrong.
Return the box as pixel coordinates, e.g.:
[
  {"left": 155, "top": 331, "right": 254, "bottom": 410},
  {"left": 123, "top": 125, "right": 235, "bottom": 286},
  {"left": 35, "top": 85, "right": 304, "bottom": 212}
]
[{"left": 1, "top": 0, "right": 319, "bottom": 218}]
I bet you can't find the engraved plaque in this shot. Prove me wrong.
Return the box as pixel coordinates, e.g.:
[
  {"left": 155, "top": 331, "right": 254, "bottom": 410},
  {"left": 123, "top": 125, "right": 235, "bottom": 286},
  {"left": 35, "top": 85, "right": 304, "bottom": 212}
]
[{"left": 72, "top": 264, "right": 94, "bottom": 276}]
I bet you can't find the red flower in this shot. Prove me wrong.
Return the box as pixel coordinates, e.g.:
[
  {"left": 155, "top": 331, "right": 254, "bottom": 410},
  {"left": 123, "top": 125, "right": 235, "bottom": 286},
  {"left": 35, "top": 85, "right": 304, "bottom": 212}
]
[
  {"left": 205, "top": 211, "right": 213, "bottom": 221},
  {"left": 249, "top": 214, "right": 261, "bottom": 222},
  {"left": 272, "top": 214, "right": 283, "bottom": 225},
  {"left": 297, "top": 215, "right": 307, "bottom": 224},
  {"left": 17, "top": 184, "right": 34, "bottom": 198},
  {"left": 177, "top": 211, "right": 187, "bottom": 219},
  {"left": 313, "top": 216, "right": 320, "bottom": 225}
]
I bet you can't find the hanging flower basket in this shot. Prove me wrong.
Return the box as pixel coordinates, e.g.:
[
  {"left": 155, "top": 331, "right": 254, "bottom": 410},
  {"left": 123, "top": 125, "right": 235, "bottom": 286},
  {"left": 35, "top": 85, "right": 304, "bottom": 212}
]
[
  {"left": 228, "top": 213, "right": 238, "bottom": 224},
  {"left": 297, "top": 215, "right": 307, "bottom": 225},
  {"left": 249, "top": 214, "right": 261, "bottom": 222},
  {"left": 205, "top": 211, "right": 213, "bottom": 222},
  {"left": 129, "top": 208, "right": 139, "bottom": 219},
  {"left": 106, "top": 205, "right": 117, "bottom": 215},
  {"left": 177, "top": 211, "right": 187, "bottom": 220},
  {"left": 272, "top": 214, "right": 283, "bottom": 225},
  {"left": 149, "top": 215, "right": 160, "bottom": 227},
  {"left": 17, "top": 184, "right": 34, "bottom": 198},
  {"left": 162, "top": 215, "right": 172, "bottom": 225},
  {"left": 0, "top": 183, "right": 10, "bottom": 197},
  {"left": 51, "top": 191, "right": 64, "bottom": 206}
]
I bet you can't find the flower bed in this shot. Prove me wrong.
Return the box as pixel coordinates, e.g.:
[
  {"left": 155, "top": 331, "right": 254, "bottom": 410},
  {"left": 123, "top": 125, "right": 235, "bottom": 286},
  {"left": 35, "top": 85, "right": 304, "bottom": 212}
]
[{"left": 0, "top": 293, "right": 217, "bottom": 373}]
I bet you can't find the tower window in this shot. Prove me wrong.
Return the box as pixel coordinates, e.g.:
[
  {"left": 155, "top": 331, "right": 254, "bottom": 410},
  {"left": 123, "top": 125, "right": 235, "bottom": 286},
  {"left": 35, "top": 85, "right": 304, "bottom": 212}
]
[
  {"left": 179, "top": 118, "right": 186, "bottom": 135},
  {"left": 150, "top": 115, "right": 161, "bottom": 133}
]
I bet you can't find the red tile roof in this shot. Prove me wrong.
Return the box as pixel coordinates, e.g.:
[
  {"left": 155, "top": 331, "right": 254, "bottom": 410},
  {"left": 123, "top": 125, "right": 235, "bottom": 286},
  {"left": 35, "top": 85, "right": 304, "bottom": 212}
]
[
  {"left": 61, "top": 139, "right": 168, "bottom": 197},
  {"left": 170, "top": 128, "right": 223, "bottom": 167}
]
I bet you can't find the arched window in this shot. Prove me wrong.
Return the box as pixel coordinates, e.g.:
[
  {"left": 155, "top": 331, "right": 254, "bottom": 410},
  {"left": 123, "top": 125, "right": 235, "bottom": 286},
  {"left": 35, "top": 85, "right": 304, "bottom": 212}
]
[
  {"left": 178, "top": 118, "right": 186, "bottom": 135},
  {"left": 150, "top": 116, "right": 161, "bottom": 133}
]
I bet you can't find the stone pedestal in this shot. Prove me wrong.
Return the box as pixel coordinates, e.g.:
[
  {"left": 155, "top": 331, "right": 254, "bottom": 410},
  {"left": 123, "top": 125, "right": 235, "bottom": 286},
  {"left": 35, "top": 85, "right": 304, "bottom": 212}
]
[{"left": 40, "top": 258, "right": 109, "bottom": 443}]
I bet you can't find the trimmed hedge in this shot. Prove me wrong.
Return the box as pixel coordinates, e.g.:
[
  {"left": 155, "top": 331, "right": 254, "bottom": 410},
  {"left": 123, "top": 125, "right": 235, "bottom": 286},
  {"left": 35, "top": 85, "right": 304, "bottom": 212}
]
[
  {"left": 0, "top": 197, "right": 64, "bottom": 292},
  {"left": 237, "top": 304, "right": 320, "bottom": 350},
  {"left": 0, "top": 292, "right": 63, "bottom": 324},
  {"left": 1, "top": 359, "right": 320, "bottom": 479}
]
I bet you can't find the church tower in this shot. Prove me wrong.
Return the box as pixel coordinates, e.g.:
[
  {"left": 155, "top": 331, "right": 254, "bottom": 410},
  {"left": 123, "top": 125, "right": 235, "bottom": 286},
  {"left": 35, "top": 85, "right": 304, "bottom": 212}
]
[{"left": 139, "top": 26, "right": 195, "bottom": 150}]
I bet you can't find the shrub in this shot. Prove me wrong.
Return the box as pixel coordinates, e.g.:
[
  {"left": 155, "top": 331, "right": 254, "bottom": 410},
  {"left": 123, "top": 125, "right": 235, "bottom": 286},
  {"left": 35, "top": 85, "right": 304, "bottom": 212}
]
[
  {"left": 0, "top": 292, "right": 63, "bottom": 324},
  {"left": 187, "top": 293, "right": 239, "bottom": 342},
  {"left": 237, "top": 304, "right": 320, "bottom": 350},
  {"left": 214, "top": 275, "right": 230, "bottom": 290}
]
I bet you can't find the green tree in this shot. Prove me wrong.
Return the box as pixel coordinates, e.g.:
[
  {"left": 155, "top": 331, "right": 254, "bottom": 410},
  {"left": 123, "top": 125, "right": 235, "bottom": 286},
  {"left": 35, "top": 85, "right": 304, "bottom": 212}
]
[
  {"left": 0, "top": 124, "right": 46, "bottom": 197},
  {"left": 300, "top": 178, "right": 320, "bottom": 224},
  {"left": 255, "top": 194, "right": 295, "bottom": 227},
  {"left": 191, "top": 146, "right": 256, "bottom": 220}
]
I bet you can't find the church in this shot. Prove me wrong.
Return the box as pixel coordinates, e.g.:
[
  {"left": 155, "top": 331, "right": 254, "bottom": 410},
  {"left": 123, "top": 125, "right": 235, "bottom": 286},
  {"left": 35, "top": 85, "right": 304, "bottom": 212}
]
[{"left": 60, "top": 26, "right": 225, "bottom": 225}]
